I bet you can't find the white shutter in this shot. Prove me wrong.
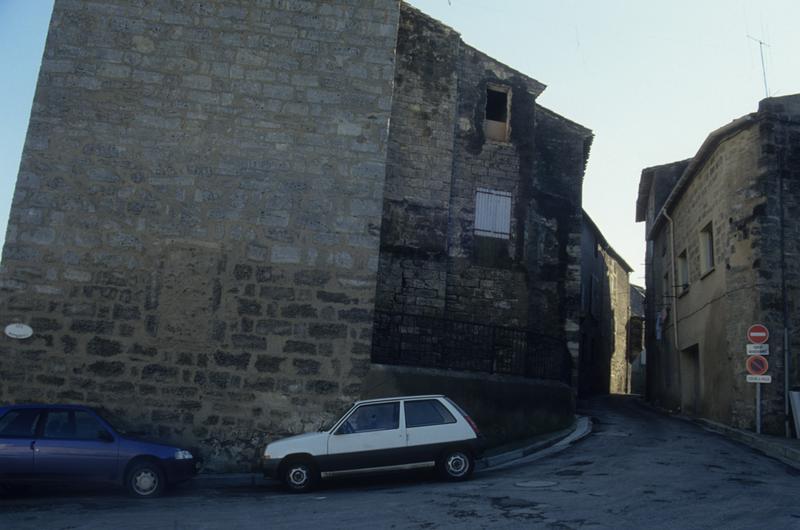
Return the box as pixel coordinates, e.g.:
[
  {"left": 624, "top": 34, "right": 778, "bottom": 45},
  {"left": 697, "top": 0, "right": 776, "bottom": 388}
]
[{"left": 474, "top": 188, "right": 511, "bottom": 239}]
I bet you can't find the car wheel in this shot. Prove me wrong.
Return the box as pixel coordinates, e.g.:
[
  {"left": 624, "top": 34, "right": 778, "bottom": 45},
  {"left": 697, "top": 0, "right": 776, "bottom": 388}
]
[
  {"left": 282, "top": 458, "right": 319, "bottom": 493},
  {"left": 438, "top": 448, "right": 473, "bottom": 481},
  {"left": 126, "top": 461, "right": 166, "bottom": 498}
]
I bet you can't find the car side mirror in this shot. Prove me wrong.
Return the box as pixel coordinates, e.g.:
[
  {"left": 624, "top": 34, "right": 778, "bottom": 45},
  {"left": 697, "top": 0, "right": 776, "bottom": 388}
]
[{"left": 98, "top": 430, "right": 114, "bottom": 443}]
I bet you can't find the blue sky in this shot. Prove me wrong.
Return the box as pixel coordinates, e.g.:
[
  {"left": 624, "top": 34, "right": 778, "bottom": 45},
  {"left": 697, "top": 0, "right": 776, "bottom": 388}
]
[{"left": 2, "top": 0, "right": 800, "bottom": 284}]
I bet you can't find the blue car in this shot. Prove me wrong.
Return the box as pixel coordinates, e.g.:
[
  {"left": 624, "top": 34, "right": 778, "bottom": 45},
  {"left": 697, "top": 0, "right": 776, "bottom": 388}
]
[{"left": 0, "top": 404, "right": 198, "bottom": 498}]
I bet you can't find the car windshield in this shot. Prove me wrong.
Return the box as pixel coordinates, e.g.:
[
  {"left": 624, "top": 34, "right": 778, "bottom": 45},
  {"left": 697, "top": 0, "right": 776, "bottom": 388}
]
[
  {"left": 318, "top": 402, "right": 355, "bottom": 432},
  {"left": 94, "top": 408, "right": 147, "bottom": 436}
]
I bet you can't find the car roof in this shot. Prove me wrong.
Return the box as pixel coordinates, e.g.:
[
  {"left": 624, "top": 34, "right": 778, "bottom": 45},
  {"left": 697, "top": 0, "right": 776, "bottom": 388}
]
[{"left": 353, "top": 395, "right": 446, "bottom": 406}]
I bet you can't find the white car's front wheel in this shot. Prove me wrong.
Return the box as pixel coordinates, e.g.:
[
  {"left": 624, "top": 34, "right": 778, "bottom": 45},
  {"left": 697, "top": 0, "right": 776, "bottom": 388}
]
[{"left": 282, "top": 458, "right": 319, "bottom": 493}]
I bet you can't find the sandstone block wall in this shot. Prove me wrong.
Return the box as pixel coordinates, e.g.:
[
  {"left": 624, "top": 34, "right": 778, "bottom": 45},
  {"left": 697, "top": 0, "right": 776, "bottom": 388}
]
[{"left": 0, "top": 0, "right": 400, "bottom": 471}]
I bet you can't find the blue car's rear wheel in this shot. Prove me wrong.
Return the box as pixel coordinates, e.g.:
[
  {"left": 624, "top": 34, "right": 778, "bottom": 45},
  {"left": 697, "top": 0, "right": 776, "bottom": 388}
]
[{"left": 126, "top": 461, "right": 165, "bottom": 498}]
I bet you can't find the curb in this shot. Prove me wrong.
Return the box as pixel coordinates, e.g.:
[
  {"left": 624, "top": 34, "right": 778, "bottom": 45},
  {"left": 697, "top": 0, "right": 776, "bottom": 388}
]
[
  {"left": 693, "top": 418, "right": 800, "bottom": 471},
  {"left": 634, "top": 398, "right": 800, "bottom": 471},
  {"left": 476, "top": 415, "right": 592, "bottom": 471}
]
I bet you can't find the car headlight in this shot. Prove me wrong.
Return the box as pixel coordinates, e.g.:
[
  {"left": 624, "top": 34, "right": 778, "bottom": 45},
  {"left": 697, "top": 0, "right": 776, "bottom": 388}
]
[{"left": 174, "top": 449, "right": 193, "bottom": 460}]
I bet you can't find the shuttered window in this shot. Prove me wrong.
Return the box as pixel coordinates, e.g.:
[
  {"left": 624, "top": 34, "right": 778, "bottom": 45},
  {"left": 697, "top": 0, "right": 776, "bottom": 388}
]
[{"left": 474, "top": 188, "right": 511, "bottom": 239}]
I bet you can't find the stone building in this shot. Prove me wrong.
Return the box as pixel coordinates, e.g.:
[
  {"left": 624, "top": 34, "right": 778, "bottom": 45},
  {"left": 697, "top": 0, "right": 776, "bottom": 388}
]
[
  {"left": 636, "top": 95, "right": 800, "bottom": 436},
  {"left": 0, "top": 1, "right": 592, "bottom": 470},
  {"left": 579, "top": 213, "right": 633, "bottom": 396},
  {"left": 629, "top": 284, "right": 646, "bottom": 395}
]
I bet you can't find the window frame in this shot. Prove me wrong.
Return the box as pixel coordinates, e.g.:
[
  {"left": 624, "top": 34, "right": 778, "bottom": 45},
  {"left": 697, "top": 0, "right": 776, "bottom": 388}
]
[
  {"left": 474, "top": 187, "right": 512, "bottom": 240},
  {"left": 404, "top": 399, "right": 457, "bottom": 429},
  {"left": 0, "top": 408, "right": 44, "bottom": 439},
  {"left": 484, "top": 84, "right": 511, "bottom": 142},
  {"left": 41, "top": 408, "right": 112, "bottom": 442},
  {"left": 699, "top": 221, "right": 715, "bottom": 277},
  {"left": 677, "top": 249, "right": 689, "bottom": 296},
  {"left": 334, "top": 402, "right": 400, "bottom": 435}
]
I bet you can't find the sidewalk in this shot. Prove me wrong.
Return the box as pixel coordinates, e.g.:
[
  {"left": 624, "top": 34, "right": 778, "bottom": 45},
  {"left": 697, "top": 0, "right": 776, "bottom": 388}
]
[
  {"left": 190, "top": 415, "right": 593, "bottom": 488},
  {"left": 636, "top": 398, "right": 800, "bottom": 471},
  {"left": 692, "top": 418, "right": 800, "bottom": 470}
]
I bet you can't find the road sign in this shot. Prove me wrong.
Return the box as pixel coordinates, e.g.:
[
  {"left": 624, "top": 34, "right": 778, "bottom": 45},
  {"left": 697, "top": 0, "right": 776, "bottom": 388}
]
[
  {"left": 746, "top": 344, "right": 769, "bottom": 356},
  {"left": 747, "top": 375, "right": 772, "bottom": 383},
  {"left": 747, "top": 324, "right": 769, "bottom": 344},
  {"left": 746, "top": 355, "right": 769, "bottom": 376}
]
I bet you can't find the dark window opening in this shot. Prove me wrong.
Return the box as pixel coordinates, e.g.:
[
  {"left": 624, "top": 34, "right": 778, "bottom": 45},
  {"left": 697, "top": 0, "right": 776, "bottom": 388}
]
[{"left": 486, "top": 88, "right": 508, "bottom": 122}]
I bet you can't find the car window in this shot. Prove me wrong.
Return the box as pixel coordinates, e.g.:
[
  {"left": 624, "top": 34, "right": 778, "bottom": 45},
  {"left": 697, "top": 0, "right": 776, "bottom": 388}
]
[
  {"left": 0, "top": 409, "right": 41, "bottom": 438},
  {"left": 43, "top": 410, "right": 108, "bottom": 440},
  {"left": 337, "top": 402, "right": 399, "bottom": 434},
  {"left": 405, "top": 400, "right": 456, "bottom": 428}
]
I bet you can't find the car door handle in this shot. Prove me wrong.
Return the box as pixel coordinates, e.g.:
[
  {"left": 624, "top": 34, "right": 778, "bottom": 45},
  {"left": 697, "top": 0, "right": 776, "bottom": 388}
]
[{"left": 30, "top": 440, "right": 38, "bottom": 452}]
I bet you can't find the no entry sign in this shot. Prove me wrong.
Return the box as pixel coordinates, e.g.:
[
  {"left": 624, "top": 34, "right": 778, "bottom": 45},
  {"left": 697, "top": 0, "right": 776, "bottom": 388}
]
[
  {"left": 746, "top": 324, "right": 769, "bottom": 344},
  {"left": 746, "top": 355, "right": 769, "bottom": 376}
]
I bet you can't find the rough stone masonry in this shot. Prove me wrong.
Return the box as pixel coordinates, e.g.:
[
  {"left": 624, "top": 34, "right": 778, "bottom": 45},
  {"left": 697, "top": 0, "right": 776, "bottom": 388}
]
[{"left": 0, "top": 0, "right": 401, "bottom": 471}]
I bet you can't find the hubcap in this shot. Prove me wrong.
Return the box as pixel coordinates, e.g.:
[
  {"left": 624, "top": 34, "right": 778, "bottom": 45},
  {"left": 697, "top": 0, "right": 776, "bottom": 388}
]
[
  {"left": 133, "top": 469, "right": 158, "bottom": 495},
  {"left": 288, "top": 466, "right": 309, "bottom": 487},
  {"left": 446, "top": 453, "right": 469, "bottom": 477}
]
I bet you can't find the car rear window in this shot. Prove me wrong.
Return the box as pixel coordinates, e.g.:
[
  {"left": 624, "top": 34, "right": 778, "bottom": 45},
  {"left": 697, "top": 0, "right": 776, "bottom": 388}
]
[
  {"left": 404, "top": 399, "right": 456, "bottom": 428},
  {"left": 0, "top": 409, "right": 41, "bottom": 438}
]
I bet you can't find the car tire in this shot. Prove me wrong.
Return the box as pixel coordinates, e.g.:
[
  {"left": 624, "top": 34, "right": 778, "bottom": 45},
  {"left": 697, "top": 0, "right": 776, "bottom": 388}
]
[
  {"left": 125, "top": 460, "right": 166, "bottom": 498},
  {"left": 438, "top": 447, "right": 474, "bottom": 481},
  {"left": 281, "top": 458, "right": 319, "bottom": 493}
]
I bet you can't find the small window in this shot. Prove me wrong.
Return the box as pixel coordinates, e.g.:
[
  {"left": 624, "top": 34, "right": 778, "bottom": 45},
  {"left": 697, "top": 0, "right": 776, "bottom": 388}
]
[
  {"left": 484, "top": 85, "right": 510, "bottom": 141},
  {"left": 43, "top": 410, "right": 109, "bottom": 440},
  {"left": 677, "top": 250, "right": 689, "bottom": 294},
  {"left": 0, "top": 409, "right": 41, "bottom": 438},
  {"left": 662, "top": 272, "right": 670, "bottom": 301},
  {"left": 474, "top": 188, "right": 511, "bottom": 239},
  {"left": 336, "top": 402, "right": 399, "bottom": 434},
  {"left": 405, "top": 400, "right": 456, "bottom": 428},
  {"left": 700, "top": 222, "right": 715, "bottom": 274}
]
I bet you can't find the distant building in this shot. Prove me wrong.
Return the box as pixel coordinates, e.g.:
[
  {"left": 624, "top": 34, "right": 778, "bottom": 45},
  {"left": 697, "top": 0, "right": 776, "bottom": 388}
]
[
  {"left": 579, "top": 213, "right": 633, "bottom": 396},
  {"left": 629, "top": 285, "right": 645, "bottom": 395},
  {"left": 636, "top": 95, "right": 800, "bottom": 436}
]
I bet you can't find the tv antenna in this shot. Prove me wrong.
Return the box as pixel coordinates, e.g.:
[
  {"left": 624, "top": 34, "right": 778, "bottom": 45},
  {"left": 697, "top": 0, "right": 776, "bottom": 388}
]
[{"left": 747, "top": 35, "right": 770, "bottom": 98}]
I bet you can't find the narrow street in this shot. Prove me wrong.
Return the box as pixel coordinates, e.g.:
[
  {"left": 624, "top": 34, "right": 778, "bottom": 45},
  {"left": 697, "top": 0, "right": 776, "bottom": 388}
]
[{"left": 1, "top": 396, "right": 797, "bottom": 529}]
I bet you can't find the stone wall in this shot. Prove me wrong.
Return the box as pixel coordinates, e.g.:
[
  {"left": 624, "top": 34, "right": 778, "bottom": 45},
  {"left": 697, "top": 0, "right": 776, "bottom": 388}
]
[
  {"left": 375, "top": 5, "right": 591, "bottom": 384},
  {"left": 0, "top": 0, "right": 401, "bottom": 471}
]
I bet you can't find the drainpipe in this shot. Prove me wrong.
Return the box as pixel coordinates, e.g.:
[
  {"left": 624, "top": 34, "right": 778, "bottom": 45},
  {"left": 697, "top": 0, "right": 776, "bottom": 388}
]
[
  {"left": 779, "top": 150, "right": 791, "bottom": 438},
  {"left": 664, "top": 212, "right": 680, "bottom": 350}
]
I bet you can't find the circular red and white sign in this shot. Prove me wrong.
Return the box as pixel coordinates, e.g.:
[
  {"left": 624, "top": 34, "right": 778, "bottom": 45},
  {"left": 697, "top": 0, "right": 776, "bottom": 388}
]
[
  {"left": 747, "top": 324, "right": 769, "bottom": 344},
  {"left": 746, "top": 355, "right": 769, "bottom": 376}
]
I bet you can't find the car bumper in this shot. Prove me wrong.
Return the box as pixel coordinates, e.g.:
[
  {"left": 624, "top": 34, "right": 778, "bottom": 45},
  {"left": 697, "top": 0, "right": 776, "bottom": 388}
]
[
  {"left": 163, "top": 459, "right": 200, "bottom": 484},
  {"left": 262, "top": 458, "right": 281, "bottom": 479}
]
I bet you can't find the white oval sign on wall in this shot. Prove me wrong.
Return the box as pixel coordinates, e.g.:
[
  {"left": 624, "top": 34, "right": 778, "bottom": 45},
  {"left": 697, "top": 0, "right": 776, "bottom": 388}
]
[{"left": 4, "top": 323, "right": 33, "bottom": 340}]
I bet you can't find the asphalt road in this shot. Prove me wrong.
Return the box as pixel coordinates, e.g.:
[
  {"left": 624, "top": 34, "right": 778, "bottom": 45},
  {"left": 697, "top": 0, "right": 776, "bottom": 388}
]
[{"left": 1, "top": 395, "right": 798, "bottom": 529}]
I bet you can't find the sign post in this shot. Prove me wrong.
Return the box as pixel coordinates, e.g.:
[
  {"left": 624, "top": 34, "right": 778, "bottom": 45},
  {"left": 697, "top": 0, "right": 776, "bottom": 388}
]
[{"left": 746, "top": 325, "right": 770, "bottom": 435}]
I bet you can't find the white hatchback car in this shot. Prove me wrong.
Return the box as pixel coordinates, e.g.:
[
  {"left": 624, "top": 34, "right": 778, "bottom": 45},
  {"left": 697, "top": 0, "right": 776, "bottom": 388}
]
[{"left": 262, "top": 395, "right": 483, "bottom": 492}]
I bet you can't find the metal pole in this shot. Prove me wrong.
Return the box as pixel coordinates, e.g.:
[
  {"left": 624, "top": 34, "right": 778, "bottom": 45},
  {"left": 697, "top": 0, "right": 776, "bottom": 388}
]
[
  {"left": 785, "top": 328, "right": 790, "bottom": 437},
  {"left": 759, "top": 42, "right": 769, "bottom": 98},
  {"left": 756, "top": 382, "right": 762, "bottom": 434}
]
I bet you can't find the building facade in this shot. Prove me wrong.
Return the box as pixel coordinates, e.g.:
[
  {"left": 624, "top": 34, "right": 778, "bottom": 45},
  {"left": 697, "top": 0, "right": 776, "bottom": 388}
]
[
  {"left": 579, "top": 213, "right": 633, "bottom": 396},
  {"left": 372, "top": 5, "right": 592, "bottom": 386},
  {"left": 0, "top": 1, "right": 593, "bottom": 470},
  {"left": 636, "top": 95, "right": 800, "bottom": 436}
]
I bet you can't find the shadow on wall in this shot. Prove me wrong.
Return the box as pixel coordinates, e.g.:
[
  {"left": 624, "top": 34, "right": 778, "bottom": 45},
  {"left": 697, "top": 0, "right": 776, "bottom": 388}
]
[{"left": 362, "top": 364, "right": 575, "bottom": 447}]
